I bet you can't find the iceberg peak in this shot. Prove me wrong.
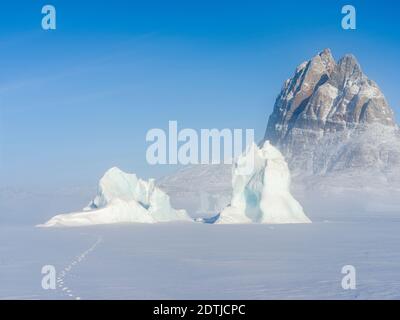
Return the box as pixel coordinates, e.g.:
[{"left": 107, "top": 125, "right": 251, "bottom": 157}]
[{"left": 217, "top": 142, "right": 311, "bottom": 224}]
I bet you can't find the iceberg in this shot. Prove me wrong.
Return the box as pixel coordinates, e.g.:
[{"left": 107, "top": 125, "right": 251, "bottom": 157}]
[
  {"left": 39, "top": 167, "right": 191, "bottom": 227},
  {"left": 217, "top": 141, "right": 311, "bottom": 224}
]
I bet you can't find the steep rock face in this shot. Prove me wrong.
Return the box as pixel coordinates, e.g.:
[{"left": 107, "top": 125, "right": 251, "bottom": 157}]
[{"left": 264, "top": 49, "right": 399, "bottom": 175}]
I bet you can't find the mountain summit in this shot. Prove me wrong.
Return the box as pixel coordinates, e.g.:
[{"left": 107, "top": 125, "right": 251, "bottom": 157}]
[{"left": 264, "top": 49, "right": 399, "bottom": 176}]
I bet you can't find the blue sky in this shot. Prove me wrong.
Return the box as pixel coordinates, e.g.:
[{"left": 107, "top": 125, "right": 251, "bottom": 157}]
[{"left": 0, "top": 0, "right": 399, "bottom": 190}]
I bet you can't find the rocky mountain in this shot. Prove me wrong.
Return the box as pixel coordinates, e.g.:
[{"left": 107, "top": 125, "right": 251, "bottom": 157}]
[{"left": 264, "top": 49, "right": 400, "bottom": 176}]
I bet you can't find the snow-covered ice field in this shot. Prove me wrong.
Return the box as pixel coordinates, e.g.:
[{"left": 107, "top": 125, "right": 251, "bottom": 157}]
[{"left": 2, "top": 213, "right": 400, "bottom": 300}]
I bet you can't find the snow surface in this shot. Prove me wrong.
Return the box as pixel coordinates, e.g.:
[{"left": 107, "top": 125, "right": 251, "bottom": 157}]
[
  {"left": 39, "top": 167, "right": 191, "bottom": 227},
  {"left": 218, "top": 142, "right": 311, "bottom": 224},
  {"left": 2, "top": 214, "right": 400, "bottom": 299}
]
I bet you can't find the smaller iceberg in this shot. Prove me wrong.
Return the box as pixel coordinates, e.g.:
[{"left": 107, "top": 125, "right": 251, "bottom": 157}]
[
  {"left": 39, "top": 167, "right": 191, "bottom": 227},
  {"left": 217, "top": 141, "right": 311, "bottom": 224}
]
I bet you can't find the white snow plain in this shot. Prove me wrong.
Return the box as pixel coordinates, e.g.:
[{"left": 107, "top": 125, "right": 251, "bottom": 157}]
[
  {"left": 39, "top": 167, "right": 191, "bottom": 227},
  {"left": 1, "top": 181, "right": 400, "bottom": 299},
  {"left": 218, "top": 142, "right": 311, "bottom": 224},
  {"left": 2, "top": 212, "right": 400, "bottom": 299}
]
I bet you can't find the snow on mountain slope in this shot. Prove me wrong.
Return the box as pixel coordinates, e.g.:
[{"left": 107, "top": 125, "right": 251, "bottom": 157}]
[
  {"left": 39, "top": 167, "right": 191, "bottom": 227},
  {"left": 217, "top": 142, "right": 311, "bottom": 224}
]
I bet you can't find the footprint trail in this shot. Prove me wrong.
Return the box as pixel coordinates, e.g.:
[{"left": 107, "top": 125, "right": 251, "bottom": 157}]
[{"left": 57, "top": 235, "right": 103, "bottom": 300}]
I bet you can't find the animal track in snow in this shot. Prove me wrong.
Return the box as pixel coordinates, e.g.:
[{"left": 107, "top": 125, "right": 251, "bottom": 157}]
[{"left": 57, "top": 236, "right": 102, "bottom": 300}]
